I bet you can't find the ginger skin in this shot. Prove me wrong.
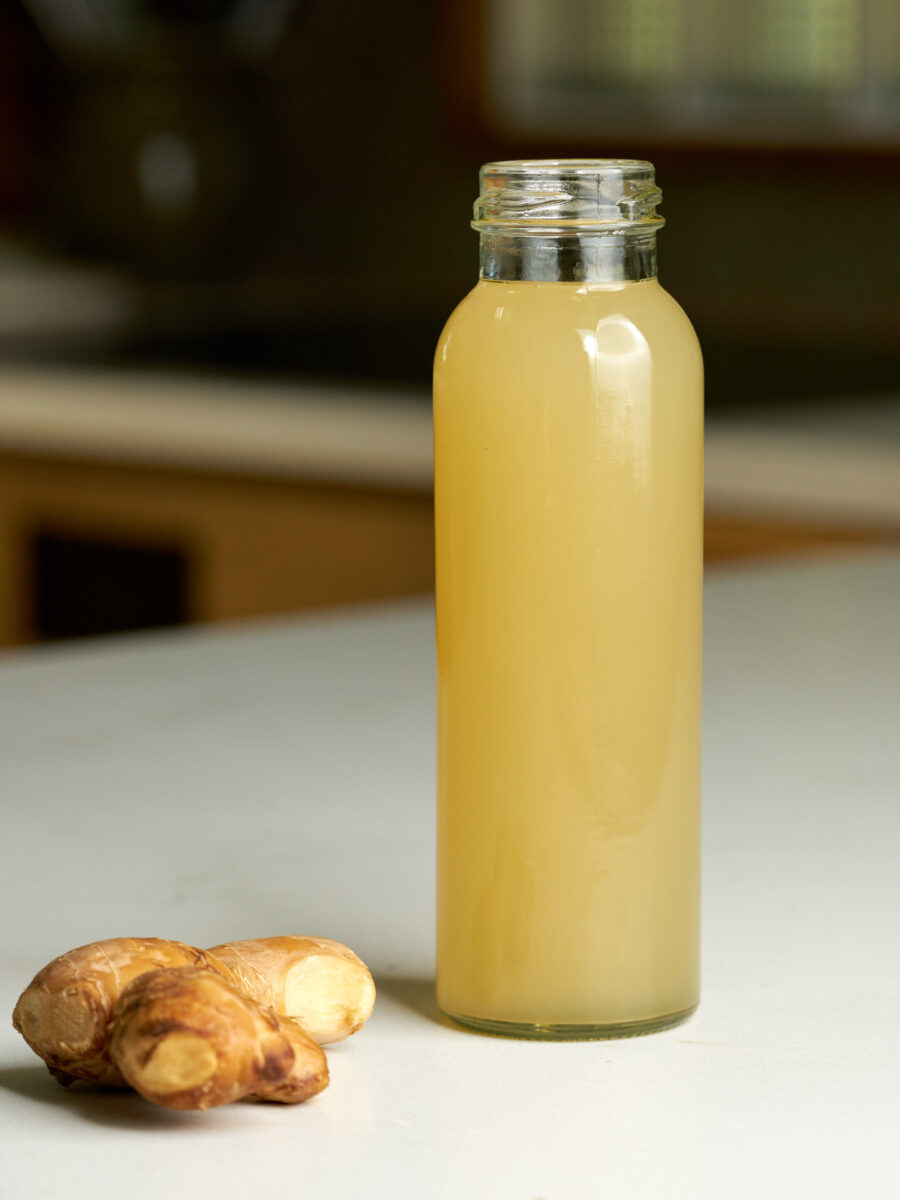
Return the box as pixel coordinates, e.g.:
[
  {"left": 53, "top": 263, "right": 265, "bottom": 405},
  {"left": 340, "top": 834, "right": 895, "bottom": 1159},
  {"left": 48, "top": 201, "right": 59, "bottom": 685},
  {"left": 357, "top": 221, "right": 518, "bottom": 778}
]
[
  {"left": 207, "top": 936, "right": 376, "bottom": 1045},
  {"left": 109, "top": 967, "right": 328, "bottom": 1110},
  {"left": 12, "top": 938, "right": 227, "bottom": 1087}
]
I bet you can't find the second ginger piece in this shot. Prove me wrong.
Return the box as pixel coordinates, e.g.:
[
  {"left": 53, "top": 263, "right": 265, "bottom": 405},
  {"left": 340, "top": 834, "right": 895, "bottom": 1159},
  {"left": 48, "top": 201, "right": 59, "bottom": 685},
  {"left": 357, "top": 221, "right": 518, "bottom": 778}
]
[{"left": 110, "top": 966, "right": 329, "bottom": 1110}]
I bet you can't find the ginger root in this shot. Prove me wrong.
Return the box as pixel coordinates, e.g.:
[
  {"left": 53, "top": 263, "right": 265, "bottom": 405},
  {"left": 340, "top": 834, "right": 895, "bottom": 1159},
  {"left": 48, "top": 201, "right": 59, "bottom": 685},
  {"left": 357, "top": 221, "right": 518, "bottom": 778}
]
[
  {"left": 12, "top": 938, "right": 226, "bottom": 1087},
  {"left": 12, "top": 934, "right": 375, "bottom": 1102},
  {"left": 207, "top": 936, "right": 376, "bottom": 1045},
  {"left": 109, "top": 967, "right": 328, "bottom": 1110}
]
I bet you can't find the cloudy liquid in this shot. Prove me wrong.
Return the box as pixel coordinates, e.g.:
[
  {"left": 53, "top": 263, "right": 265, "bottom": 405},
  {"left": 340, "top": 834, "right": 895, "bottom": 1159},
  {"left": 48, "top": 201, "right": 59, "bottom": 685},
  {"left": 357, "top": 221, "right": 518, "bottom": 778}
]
[{"left": 434, "top": 278, "right": 703, "bottom": 1035}]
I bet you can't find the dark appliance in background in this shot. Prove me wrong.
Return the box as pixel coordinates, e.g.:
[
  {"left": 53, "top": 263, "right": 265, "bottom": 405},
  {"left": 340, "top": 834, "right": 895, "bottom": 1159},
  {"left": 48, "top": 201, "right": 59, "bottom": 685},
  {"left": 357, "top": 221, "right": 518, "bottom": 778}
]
[
  {"left": 0, "top": 0, "right": 457, "bottom": 378},
  {"left": 4, "top": 1, "right": 298, "bottom": 278}
]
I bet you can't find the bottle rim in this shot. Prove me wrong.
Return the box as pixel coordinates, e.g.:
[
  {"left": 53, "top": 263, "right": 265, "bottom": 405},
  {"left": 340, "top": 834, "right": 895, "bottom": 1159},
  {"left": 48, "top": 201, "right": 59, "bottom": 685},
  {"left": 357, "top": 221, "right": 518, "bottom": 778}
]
[{"left": 473, "top": 159, "right": 664, "bottom": 234}]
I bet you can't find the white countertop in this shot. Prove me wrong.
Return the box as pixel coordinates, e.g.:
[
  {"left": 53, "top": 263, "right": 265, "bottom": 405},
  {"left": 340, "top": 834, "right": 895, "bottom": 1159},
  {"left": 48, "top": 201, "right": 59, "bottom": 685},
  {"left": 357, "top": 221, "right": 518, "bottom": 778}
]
[{"left": 1, "top": 553, "right": 899, "bottom": 1198}]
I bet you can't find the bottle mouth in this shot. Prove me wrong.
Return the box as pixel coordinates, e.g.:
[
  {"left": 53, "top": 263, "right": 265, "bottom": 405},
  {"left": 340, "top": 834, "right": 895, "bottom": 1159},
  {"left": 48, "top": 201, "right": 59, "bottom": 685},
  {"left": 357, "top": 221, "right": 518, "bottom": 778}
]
[{"left": 472, "top": 159, "right": 664, "bottom": 234}]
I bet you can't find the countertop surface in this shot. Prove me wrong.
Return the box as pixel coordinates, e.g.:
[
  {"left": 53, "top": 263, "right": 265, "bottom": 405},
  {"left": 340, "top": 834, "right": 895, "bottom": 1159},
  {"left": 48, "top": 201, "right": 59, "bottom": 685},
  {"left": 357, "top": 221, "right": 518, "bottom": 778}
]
[{"left": 1, "top": 553, "right": 899, "bottom": 1199}]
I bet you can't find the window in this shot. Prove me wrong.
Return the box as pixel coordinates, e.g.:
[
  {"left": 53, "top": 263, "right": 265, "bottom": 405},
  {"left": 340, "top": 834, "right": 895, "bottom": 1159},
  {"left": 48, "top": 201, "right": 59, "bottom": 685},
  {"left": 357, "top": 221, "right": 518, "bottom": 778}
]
[{"left": 487, "top": 0, "right": 900, "bottom": 147}]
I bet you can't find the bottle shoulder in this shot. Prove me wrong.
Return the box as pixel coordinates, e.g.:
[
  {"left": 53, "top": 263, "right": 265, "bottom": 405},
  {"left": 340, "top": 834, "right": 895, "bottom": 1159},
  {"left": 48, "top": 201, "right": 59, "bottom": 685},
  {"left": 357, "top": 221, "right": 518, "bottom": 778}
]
[
  {"left": 436, "top": 279, "right": 700, "bottom": 360},
  {"left": 649, "top": 283, "right": 701, "bottom": 341}
]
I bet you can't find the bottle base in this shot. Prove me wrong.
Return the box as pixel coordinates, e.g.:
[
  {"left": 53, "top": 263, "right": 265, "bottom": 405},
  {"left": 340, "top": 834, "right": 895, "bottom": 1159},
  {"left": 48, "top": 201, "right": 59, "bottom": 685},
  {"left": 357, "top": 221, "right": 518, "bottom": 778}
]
[{"left": 440, "top": 1003, "right": 697, "bottom": 1041}]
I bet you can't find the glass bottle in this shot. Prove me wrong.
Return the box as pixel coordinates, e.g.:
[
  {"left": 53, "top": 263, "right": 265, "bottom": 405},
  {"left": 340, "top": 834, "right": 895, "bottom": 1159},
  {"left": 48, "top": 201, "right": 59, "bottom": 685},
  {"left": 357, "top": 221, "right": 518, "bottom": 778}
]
[{"left": 434, "top": 160, "right": 703, "bottom": 1038}]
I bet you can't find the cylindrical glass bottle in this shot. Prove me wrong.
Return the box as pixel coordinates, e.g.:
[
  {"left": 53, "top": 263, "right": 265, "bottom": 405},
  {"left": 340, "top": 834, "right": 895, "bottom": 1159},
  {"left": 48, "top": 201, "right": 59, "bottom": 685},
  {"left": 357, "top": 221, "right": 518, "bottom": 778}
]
[{"left": 434, "top": 160, "right": 703, "bottom": 1038}]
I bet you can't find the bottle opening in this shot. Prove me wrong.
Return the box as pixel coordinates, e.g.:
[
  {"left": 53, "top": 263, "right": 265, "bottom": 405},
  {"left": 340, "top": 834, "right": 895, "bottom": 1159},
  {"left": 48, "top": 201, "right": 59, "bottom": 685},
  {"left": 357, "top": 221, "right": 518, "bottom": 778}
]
[{"left": 473, "top": 159, "right": 663, "bottom": 234}]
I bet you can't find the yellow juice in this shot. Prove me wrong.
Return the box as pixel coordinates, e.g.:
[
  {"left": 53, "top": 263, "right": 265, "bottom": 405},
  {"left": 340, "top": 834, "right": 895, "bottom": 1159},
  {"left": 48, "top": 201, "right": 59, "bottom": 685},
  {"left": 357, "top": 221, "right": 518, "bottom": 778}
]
[{"left": 434, "top": 277, "right": 703, "bottom": 1033}]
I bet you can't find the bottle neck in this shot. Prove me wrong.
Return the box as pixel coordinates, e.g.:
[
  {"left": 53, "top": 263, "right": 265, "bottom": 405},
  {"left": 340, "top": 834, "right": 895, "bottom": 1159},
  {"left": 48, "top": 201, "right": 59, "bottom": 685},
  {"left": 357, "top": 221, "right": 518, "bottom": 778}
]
[{"left": 479, "top": 231, "right": 658, "bottom": 283}]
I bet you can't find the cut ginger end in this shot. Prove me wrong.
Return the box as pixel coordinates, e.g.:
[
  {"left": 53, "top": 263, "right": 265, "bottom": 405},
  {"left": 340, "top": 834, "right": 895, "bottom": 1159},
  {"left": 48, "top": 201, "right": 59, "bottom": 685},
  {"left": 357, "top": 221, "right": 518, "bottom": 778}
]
[
  {"left": 283, "top": 955, "right": 376, "bottom": 1042},
  {"left": 205, "top": 936, "right": 376, "bottom": 1046},
  {"left": 15, "top": 987, "right": 98, "bottom": 1057},
  {"left": 140, "top": 1034, "right": 220, "bottom": 1094}
]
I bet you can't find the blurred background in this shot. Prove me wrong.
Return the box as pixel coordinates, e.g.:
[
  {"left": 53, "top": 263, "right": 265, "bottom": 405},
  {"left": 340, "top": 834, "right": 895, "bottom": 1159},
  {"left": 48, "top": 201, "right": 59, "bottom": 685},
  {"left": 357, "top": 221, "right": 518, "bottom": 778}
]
[{"left": 0, "top": 0, "right": 897, "bottom": 646}]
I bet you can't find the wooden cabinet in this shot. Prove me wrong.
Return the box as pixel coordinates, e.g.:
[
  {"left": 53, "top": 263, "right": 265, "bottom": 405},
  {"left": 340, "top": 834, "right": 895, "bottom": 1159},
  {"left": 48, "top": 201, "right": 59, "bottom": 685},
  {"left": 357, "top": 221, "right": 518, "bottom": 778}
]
[
  {"left": 0, "top": 450, "right": 434, "bottom": 647},
  {"left": 0, "top": 370, "right": 436, "bottom": 647}
]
